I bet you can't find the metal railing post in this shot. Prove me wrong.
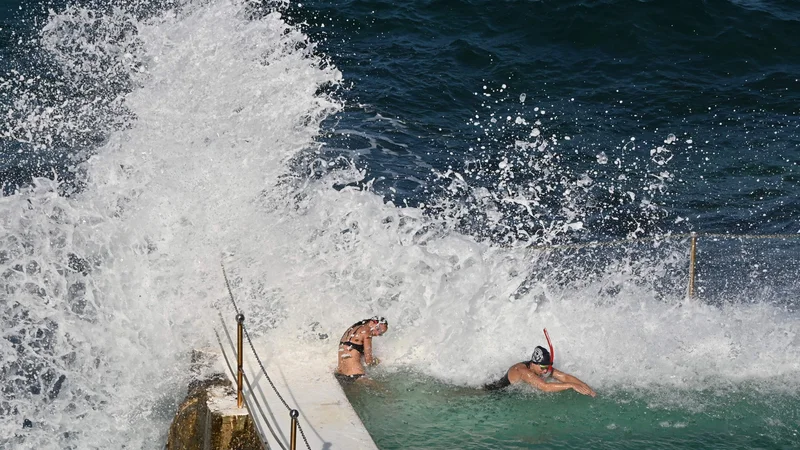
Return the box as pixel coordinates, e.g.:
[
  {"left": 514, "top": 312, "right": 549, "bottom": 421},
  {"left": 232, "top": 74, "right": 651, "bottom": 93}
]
[
  {"left": 236, "top": 313, "right": 245, "bottom": 408},
  {"left": 290, "top": 409, "right": 299, "bottom": 450},
  {"left": 687, "top": 232, "right": 697, "bottom": 298}
]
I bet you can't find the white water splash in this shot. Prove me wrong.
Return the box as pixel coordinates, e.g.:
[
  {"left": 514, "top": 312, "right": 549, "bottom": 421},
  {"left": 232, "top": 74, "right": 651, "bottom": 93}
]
[{"left": 1, "top": 0, "right": 340, "bottom": 448}]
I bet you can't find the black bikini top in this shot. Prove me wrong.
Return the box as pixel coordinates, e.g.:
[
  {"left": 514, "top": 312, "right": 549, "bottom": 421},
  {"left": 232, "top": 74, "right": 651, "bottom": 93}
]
[{"left": 340, "top": 320, "right": 370, "bottom": 354}]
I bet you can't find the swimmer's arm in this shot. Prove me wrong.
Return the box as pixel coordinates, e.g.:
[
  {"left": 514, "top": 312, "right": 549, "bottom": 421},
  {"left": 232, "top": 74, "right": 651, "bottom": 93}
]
[
  {"left": 363, "top": 334, "right": 377, "bottom": 365},
  {"left": 551, "top": 369, "right": 596, "bottom": 397},
  {"left": 521, "top": 372, "right": 577, "bottom": 393}
]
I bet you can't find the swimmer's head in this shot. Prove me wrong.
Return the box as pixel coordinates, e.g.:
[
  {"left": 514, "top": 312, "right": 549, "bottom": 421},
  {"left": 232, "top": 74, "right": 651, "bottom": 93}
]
[
  {"left": 371, "top": 316, "right": 388, "bottom": 325},
  {"left": 370, "top": 316, "right": 388, "bottom": 335},
  {"left": 531, "top": 346, "right": 552, "bottom": 365}
]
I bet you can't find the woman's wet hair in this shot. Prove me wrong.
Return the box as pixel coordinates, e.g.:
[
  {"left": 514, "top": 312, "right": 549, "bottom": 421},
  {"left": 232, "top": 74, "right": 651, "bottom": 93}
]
[{"left": 370, "top": 316, "right": 388, "bottom": 326}]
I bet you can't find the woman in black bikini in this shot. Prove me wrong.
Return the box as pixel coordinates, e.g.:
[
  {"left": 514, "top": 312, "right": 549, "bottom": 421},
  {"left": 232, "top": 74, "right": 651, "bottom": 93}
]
[{"left": 335, "top": 316, "right": 388, "bottom": 382}]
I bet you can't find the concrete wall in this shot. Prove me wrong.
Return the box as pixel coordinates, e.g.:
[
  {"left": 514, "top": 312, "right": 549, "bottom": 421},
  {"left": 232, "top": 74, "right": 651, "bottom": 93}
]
[{"left": 166, "top": 374, "right": 264, "bottom": 450}]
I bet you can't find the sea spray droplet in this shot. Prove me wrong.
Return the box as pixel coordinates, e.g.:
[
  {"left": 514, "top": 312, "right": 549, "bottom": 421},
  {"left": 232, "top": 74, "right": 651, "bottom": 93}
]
[
  {"left": 665, "top": 133, "right": 676, "bottom": 144},
  {"left": 566, "top": 222, "right": 583, "bottom": 231},
  {"left": 596, "top": 152, "right": 608, "bottom": 164},
  {"left": 519, "top": 93, "right": 526, "bottom": 103}
]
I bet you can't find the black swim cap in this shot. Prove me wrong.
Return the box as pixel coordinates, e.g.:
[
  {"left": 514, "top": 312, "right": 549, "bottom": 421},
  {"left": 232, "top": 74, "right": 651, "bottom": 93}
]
[{"left": 531, "top": 346, "right": 552, "bottom": 365}]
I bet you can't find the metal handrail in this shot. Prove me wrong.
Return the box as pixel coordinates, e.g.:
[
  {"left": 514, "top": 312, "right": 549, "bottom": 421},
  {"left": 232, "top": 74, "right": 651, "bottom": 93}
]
[
  {"left": 524, "top": 231, "right": 800, "bottom": 299},
  {"left": 216, "top": 315, "right": 289, "bottom": 449},
  {"left": 688, "top": 232, "right": 697, "bottom": 298},
  {"left": 220, "top": 262, "right": 313, "bottom": 450},
  {"left": 214, "top": 325, "right": 276, "bottom": 450},
  {"left": 290, "top": 409, "right": 299, "bottom": 450},
  {"left": 679, "top": 232, "right": 798, "bottom": 299},
  {"left": 236, "top": 313, "right": 244, "bottom": 409},
  {"left": 525, "top": 231, "right": 800, "bottom": 252}
]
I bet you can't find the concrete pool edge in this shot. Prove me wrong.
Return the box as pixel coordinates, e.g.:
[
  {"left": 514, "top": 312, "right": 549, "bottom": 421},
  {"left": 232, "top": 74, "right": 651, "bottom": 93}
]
[{"left": 216, "top": 333, "right": 380, "bottom": 450}]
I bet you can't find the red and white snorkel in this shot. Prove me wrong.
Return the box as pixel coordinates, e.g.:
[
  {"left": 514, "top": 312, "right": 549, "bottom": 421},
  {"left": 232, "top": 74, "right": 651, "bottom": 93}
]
[{"left": 543, "top": 328, "right": 554, "bottom": 375}]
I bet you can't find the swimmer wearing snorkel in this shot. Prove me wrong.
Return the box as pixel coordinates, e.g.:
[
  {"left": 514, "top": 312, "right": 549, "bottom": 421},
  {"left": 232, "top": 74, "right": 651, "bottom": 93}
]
[{"left": 484, "top": 329, "right": 596, "bottom": 397}]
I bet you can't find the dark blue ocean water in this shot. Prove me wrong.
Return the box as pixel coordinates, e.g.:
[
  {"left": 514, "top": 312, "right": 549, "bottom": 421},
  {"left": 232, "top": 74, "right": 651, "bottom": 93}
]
[
  {"left": 1, "top": 1, "right": 799, "bottom": 449},
  {"left": 3, "top": 0, "right": 800, "bottom": 234},
  {"left": 296, "top": 0, "right": 800, "bottom": 303},
  {"left": 297, "top": 0, "right": 800, "bottom": 232}
]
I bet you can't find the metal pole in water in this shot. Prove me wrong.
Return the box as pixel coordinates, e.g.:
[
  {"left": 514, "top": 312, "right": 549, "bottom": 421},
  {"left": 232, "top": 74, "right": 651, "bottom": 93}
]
[
  {"left": 236, "top": 313, "right": 245, "bottom": 408},
  {"left": 290, "top": 410, "right": 299, "bottom": 450},
  {"left": 688, "top": 232, "right": 697, "bottom": 298}
]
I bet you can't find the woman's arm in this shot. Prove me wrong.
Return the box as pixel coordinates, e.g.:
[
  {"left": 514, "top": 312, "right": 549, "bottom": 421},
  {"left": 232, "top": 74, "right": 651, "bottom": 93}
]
[{"left": 363, "top": 334, "right": 377, "bottom": 365}]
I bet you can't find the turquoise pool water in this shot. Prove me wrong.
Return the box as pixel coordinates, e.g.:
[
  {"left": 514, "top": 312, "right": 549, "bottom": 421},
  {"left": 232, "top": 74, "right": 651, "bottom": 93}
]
[{"left": 341, "top": 372, "right": 800, "bottom": 450}]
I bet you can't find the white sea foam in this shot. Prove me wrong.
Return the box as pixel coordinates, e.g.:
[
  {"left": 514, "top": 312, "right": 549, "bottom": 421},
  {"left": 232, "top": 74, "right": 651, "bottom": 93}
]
[{"left": 1, "top": 0, "right": 340, "bottom": 448}]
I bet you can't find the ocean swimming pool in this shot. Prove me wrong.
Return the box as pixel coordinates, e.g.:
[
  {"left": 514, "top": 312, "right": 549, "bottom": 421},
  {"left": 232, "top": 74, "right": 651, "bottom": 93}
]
[{"left": 341, "top": 372, "right": 800, "bottom": 450}]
